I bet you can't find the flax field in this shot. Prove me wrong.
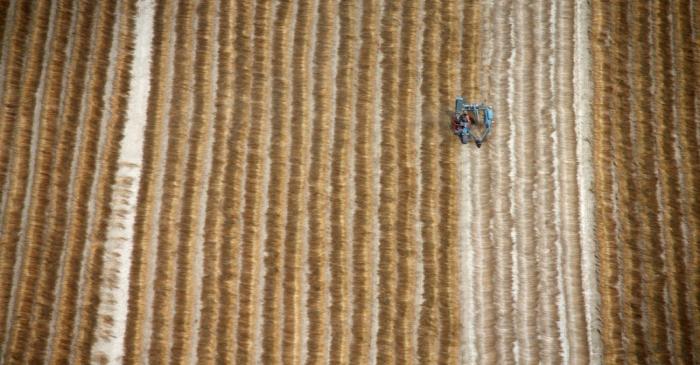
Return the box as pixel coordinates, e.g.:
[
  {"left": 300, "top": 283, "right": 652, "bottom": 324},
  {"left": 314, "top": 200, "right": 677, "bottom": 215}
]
[{"left": 0, "top": 0, "right": 699, "bottom": 364}]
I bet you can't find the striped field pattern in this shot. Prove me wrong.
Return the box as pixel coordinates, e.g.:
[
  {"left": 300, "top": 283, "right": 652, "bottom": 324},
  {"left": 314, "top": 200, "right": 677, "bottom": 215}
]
[{"left": 0, "top": 0, "right": 699, "bottom": 364}]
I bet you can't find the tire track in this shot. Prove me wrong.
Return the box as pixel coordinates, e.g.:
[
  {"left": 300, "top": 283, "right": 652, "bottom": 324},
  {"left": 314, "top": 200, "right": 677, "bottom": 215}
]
[
  {"left": 328, "top": 1, "right": 357, "bottom": 363},
  {"left": 375, "top": 0, "right": 401, "bottom": 363},
  {"left": 281, "top": 0, "right": 313, "bottom": 362},
  {"left": 348, "top": 0, "right": 379, "bottom": 362},
  {"left": 235, "top": 0, "right": 272, "bottom": 362},
  {"left": 260, "top": 1, "right": 293, "bottom": 364}
]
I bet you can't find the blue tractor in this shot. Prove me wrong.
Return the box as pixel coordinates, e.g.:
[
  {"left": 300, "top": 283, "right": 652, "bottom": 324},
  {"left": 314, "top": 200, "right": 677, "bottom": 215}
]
[{"left": 450, "top": 96, "right": 494, "bottom": 148}]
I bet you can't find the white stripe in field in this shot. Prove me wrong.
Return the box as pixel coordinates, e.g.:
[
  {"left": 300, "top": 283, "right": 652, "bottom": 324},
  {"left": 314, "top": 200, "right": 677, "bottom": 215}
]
[
  {"left": 573, "top": 0, "right": 599, "bottom": 361},
  {"left": 549, "top": 1, "right": 571, "bottom": 361},
  {"left": 368, "top": 1, "right": 384, "bottom": 363},
  {"left": 413, "top": 0, "right": 425, "bottom": 358},
  {"left": 90, "top": 0, "right": 154, "bottom": 362}
]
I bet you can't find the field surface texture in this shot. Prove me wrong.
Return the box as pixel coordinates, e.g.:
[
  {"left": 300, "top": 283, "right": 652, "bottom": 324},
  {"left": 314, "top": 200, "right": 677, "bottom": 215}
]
[{"left": 0, "top": 0, "right": 699, "bottom": 364}]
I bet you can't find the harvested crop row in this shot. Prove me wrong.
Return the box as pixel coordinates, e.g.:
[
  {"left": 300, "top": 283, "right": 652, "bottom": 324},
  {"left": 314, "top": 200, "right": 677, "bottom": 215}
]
[{"left": 3, "top": 0, "right": 700, "bottom": 364}]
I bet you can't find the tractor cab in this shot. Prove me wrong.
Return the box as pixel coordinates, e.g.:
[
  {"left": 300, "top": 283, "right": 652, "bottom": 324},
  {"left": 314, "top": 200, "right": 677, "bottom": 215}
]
[{"left": 451, "top": 96, "right": 494, "bottom": 148}]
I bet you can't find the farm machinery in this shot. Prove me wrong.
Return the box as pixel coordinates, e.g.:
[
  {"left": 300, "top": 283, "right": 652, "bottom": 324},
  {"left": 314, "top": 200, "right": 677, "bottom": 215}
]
[{"left": 450, "top": 96, "right": 494, "bottom": 148}]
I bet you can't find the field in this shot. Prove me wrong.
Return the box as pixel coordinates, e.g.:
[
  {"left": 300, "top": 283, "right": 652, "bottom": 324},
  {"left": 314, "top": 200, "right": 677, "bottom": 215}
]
[{"left": 0, "top": 0, "right": 698, "bottom": 364}]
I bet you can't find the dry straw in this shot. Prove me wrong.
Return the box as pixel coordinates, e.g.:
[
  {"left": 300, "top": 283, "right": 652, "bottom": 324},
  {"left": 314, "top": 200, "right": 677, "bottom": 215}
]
[
  {"left": 122, "top": 1, "right": 176, "bottom": 363},
  {"left": 0, "top": 1, "right": 54, "bottom": 361},
  {"left": 193, "top": 0, "right": 236, "bottom": 362},
  {"left": 72, "top": 0, "right": 137, "bottom": 362},
  {"left": 147, "top": 0, "right": 196, "bottom": 362},
  {"left": 533, "top": 0, "right": 561, "bottom": 362},
  {"left": 437, "top": 0, "right": 461, "bottom": 363},
  {"left": 395, "top": 0, "right": 420, "bottom": 362},
  {"left": 305, "top": 0, "right": 337, "bottom": 362},
  {"left": 172, "top": 0, "right": 216, "bottom": 362},
  {"left": 282, "top": 0, "right": 314, "bottom": 362},
  {"left": 416, "top": 0, "right": 441, "bottom": 362},
  {"left": 328, "top": 1, "right": 358, "bottom": 363},
  {"left": 376, "top": 0, "right": 401, "bottom": 363},
  {"left": 236, "top": 0, "right": 272, "bottom": 362},
  {"left": 260, "top": 1, "right": 294, "bottom": 364},
  {"left": 349, "top": 0, "right": 379, "bottom": 362}
]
